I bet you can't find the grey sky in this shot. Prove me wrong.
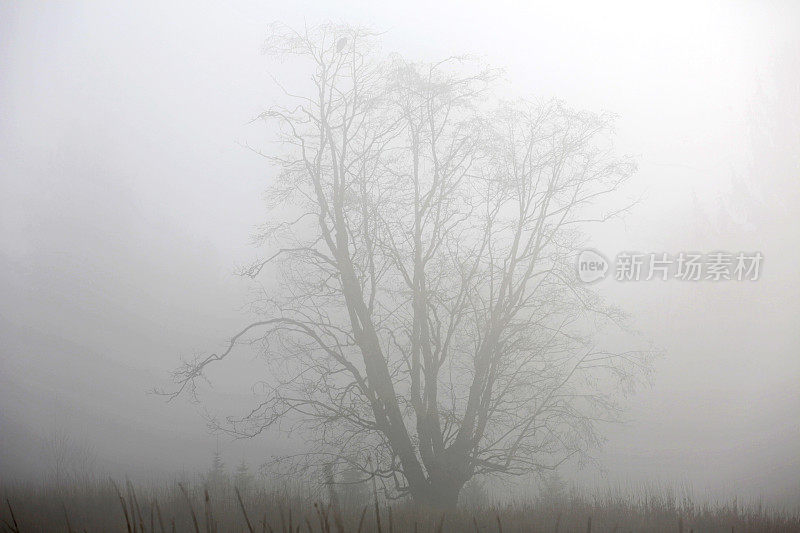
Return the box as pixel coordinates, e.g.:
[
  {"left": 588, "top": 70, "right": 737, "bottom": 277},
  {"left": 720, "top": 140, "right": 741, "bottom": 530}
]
[{"left": 1, "top": 0, "right": 798, "bottom": 506}]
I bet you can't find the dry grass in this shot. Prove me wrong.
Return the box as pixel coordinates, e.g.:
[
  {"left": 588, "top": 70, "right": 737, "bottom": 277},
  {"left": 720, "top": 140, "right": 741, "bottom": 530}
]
[{"left": 0, "top": 478, "right": 798, "bottom": 532}]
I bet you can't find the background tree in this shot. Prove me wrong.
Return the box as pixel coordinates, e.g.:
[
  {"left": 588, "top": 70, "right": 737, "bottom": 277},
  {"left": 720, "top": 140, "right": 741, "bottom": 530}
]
[
  {"left": 169, "top": 23, "right": 649, "bottom": 508},
  {"left": 205, "top": 443, "right": 227, "bottom": 491},
  {"left": 234, "top": 459, "right": 254, "bottom": 492},
  {"left": 42, "top": 428, "right": 97, "bottom": 486}
]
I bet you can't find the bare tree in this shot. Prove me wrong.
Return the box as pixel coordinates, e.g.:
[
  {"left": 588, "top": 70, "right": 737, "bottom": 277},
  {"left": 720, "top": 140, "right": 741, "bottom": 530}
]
[
  {"left": 42, "top": 428, "right": 97, "bottom": 486},
  {"left": 167, "top": 23, "right": 649, "bottom": 507}
]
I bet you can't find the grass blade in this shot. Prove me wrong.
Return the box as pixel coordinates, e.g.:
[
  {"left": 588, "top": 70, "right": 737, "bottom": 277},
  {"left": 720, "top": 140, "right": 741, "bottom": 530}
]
[
  {"left": 178, "top": 483, "right": 200, "bottom": 533},
  {"left": 6, "top": 499, "right": 20, "bottom": 533},
  {"left": 112, "top": 480, "right": 133, "bottom": 533},
  {"left": 235, "top": 487, "right": 255, "bottom": 533}
]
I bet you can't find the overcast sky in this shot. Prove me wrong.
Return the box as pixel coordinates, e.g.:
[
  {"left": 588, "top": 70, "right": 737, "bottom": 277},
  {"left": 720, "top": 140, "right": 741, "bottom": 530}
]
[{"left": 1, "top": 0, "right": 798, "bottom": 507}]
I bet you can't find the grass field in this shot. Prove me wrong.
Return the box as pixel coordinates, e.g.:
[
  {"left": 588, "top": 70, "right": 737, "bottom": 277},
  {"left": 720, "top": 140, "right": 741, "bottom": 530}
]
[{"left": 1, "top": 478, "right": 798, "bottom": 532}]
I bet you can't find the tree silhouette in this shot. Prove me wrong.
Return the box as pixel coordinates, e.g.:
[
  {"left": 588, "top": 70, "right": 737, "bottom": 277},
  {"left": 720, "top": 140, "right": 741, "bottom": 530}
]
[
  {"left": 234, "top": 459, "right": 254, "bottom": 492},
  {"left": 206, "top": 443, "right": 227, "bottom": 490},
  {"left": 168, "top": 23, "right": 649, "bottom": 507}
]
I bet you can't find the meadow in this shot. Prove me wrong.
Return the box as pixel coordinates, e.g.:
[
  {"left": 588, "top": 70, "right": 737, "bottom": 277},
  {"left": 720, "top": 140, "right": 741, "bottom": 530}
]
[{"left": 1, "top": 477, "right": 798, "bottom": 532}]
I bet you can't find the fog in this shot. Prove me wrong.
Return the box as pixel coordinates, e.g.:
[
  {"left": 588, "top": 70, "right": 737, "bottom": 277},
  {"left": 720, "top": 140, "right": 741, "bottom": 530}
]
[{"left": 1, "top": 0, "right": 798, "bottom": 511}]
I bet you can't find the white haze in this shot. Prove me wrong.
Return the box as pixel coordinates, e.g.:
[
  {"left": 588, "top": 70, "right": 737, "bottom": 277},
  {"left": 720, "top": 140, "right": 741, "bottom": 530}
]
[{"left": 1, "top": 0, "right": 798, "bottom": 507}]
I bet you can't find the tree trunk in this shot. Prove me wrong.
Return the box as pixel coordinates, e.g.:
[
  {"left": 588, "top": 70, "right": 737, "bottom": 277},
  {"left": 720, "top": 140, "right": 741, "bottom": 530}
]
[
  {"left": 410, "top": 471, "right": 467, "bottom": 510},
  {"left": 411, "top": 486, "right": 461, "bottom": 510}
]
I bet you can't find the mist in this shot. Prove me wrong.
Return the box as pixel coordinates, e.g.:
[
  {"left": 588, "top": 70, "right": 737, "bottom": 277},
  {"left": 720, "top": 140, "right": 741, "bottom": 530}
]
[{"left": 1, "top": 0, "right": 798, "bottom": 526}]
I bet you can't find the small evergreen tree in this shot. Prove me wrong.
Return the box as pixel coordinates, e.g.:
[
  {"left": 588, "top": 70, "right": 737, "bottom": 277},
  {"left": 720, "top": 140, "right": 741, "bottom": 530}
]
[
  {"left": 234, "top": 459, "right": 254, "bottom": 492},
  {"left": 206, "top": 444, "right": 227, "bottom": 490}
]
